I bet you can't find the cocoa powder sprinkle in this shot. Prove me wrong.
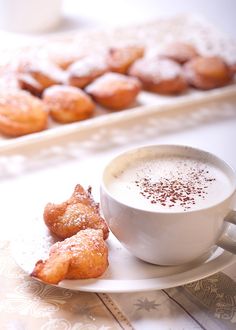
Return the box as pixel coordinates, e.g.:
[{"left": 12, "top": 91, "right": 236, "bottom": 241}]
[{"left": 134, "top": 163, "right": 216, "bottom": 211}]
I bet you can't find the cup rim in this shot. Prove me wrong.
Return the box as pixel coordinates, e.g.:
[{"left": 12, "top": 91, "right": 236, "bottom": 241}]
[{"left": 100, "top": 144, "right": 236, "bottom": 215}]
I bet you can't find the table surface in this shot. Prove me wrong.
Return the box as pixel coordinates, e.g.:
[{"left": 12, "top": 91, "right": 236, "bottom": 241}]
[{"left": 0, "top": 2, "right": 236, "bottom": 329}]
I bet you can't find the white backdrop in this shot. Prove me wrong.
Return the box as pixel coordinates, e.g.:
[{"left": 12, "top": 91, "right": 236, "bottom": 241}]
[{"left": 62, "top": 0, "right": 236, "bottom": 39}]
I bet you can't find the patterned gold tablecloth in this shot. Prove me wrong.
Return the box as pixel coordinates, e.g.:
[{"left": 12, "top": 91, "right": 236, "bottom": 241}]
[{"left": 1, "top": 241, "right": 235, "bottom": 330}]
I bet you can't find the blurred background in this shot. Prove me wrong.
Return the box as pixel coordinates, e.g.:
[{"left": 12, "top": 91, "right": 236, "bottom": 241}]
[
  {"left": 0, "top": 0, "right": 235, "bottom": 38},
  {"left": 62, "top": 0, "right": 236, "bottom": 38}
]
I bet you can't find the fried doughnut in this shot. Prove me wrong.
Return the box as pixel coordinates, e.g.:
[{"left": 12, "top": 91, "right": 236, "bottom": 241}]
[
  {"left": 107, "top": 45, "right": 145, "bottom": 74},
  {"left": 18, "top": 59, "right": 66, "bottom": 89},
  {"left": 18, "top": 74, "right": 44, "bottom": 97},
  {"left": 129, "top": 57, "right": 187, "bottom": 94},
  {"left": 31, "top": 229, "right": 108, "bottom": 284},
  {"left": 43, "top": 85, "right": 95, "bottom": 123},
  {"left": 0, "top": 90, "right": 48, "bottom": 137},
  {"left": 67, "top": 55, "right": 109, "bottom": 88},
  {"left": 183, "top": 56, "right": 233, "bottom": 90},
  {"left": 44, "top": 184, "right": 109, "bottom": 240},
  {"left": 159, "top": 42, "right": 199, "bottom": 64},
  {"left": 85, "top": 72, "right": 141, "bottom": 110},
  {"left": 48, "top": 48, "right": 85, "bottom": 70}
]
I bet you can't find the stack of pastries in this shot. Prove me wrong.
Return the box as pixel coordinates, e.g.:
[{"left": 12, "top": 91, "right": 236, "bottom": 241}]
[
  {"left": 0, "top": 42, "right": 234, "bottom": 137},
  {"left": 31, "top": 184, "right": 109, "bottom": 284}
]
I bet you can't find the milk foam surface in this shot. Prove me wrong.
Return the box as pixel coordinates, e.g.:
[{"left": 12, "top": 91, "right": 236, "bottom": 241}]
[{"left": 107, "top": 156, "right": 232, "bottom": 212}]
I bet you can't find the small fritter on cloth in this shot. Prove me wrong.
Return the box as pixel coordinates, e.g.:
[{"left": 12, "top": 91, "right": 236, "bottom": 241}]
[
  {"left": 31, "top": 229, "right": 108, "bottom": 284},
  {"left": 44, "top": 184, "right": 109, "bottom": 240}
]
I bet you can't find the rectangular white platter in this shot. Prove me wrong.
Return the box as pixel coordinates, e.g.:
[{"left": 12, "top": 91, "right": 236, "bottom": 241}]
[{"left": 0, "top": 14, "right": 236, "bottom": 148}]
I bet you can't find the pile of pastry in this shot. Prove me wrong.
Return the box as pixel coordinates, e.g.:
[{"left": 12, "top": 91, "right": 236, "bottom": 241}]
[
  {"left": 31, "top": 184, "right": 109, "bottom": 285},
  {"left": 0, "top": 42, "right": 235, "bottom": 137}
]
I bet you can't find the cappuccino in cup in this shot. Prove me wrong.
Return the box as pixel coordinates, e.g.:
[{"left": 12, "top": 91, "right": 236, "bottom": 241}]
[
  {"left": 107, "top": 154, "right": 232, "bottom": 212},
  {"left": 101, "top": 145, "right": 236, "bottom": 265}
]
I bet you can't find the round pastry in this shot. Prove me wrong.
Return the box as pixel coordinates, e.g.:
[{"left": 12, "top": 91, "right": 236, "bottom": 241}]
[
  {"left": 85, "top": 72, "right": 141, "bottom": 110},
  {"left": 183, "top": 56, "right": 233, "bottom": 90},
  {"left": 129, "top": 57, "right": 187, "bottom": 94},
  {"left": 18, "top": 73, "right": 44, "bottom": 97},
  {"left": 0, "top": 90, "right": 48, "bottom": 137},
  {"left": 18, "top": 59, "right": 66, "bottom": 89},
  {"left": 67, "top": 55, "right": 109, "bottom": 88},
  {"left": 159, "top": 42, "right": 199, "bottom": 64},
  {"left": 106, "top": 45, "right": 145, "bottom": 74},
  {"left": 43, "top": 85, "right": 95, "bottom": 123},
  {"left": 48, "top": 47, "right": 85, "bottom": 70}
]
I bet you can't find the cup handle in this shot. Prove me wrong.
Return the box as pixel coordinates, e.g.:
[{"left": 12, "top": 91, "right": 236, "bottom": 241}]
[{"left": 216, "top": 211, "right": 236, "bottom": 254}]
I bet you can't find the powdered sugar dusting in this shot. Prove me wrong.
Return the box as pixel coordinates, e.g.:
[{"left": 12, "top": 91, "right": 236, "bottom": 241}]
[
  {"left": 68, "top": 55, "right": 108, "bottom": 77},
  {"left": 130, "top": 58, "right": 183, "bottom": 83}
]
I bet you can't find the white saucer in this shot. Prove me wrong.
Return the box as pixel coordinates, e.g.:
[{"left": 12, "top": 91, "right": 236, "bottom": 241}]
[{"left": 11, "top": 218, "right": 236, "bottom": 293}]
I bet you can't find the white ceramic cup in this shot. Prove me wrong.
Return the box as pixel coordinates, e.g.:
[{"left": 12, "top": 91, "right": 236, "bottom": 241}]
[
  {"left": 100, "top": 145, "right": 236, "bottom": 265},
  {"left": 0, "top": 0, "right": 62, "bottom": 33}
]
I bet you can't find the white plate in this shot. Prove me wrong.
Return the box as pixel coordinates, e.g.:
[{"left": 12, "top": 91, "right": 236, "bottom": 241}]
[{"left": 11, "top": 217, "right": 236, "bottom": 293}]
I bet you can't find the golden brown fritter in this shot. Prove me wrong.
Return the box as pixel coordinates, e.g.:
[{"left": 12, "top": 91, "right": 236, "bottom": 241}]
[
  {"left": 129, "top": 57, "right": 187, "bottom": 94},
  {"left": 31, "top": 229, "right": 109, "bottom": 284},
  {"left": 17, "top": 59, "right": 66, "bottom": 90},
  {"left": 183, "top": 56, "right": 233, "bottom": 90},
  {"left": 48, "top": 48, "right": 85, "bottom": 70},
  {"left": 44, "top": 184, "right": 109, "bottom": 240},
  {"left": 106, "top": 45, "right": 145, "bottom": 74},
  {"left": 67, "top": 55, "right": 109, "bottom": 88},
  {"left": 0, "top": 90, "right": 48, "bottom": 137},
  {"left": 18, "top": 73, "right": 44, "bottom": 97},
  {"left": 159, "top": 42, "right": 199, "bottom": 64},
  {"left": 42, "top": 85, "right": 95, "bottom": 123},
  {"left": 85, "top": 72, "right": 141, "bottom": 110}
]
